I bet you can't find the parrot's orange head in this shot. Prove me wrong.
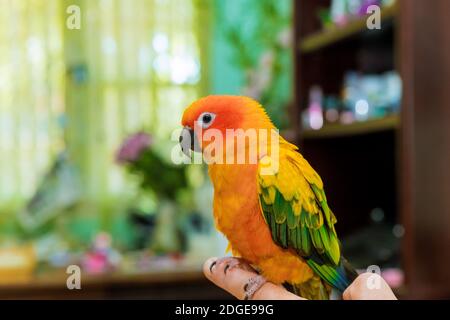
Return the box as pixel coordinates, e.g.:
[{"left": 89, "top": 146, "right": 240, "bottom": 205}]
[{"left": 180, "top": 95, "right": 275, "bottom": 157}]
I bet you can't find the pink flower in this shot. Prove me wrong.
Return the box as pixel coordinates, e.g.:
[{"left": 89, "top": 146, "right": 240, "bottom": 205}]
[{"left": 116, "top": 132, "right": 152, "bottom": 164}]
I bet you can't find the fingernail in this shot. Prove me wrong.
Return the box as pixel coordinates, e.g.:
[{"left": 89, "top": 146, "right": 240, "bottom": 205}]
[{"left": 209, "top": 260, "right": 217, "bottom": 273}]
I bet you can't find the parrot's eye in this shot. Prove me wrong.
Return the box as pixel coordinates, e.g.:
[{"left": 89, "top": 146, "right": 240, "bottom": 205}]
[{"left": 197, "top": 112, "right": 216, "bottom": 129}]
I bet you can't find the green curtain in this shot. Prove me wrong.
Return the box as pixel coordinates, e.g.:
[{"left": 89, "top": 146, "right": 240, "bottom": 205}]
[
  {"left": 0, "top": 0, "right": 209, "bottom": 218},
  {"left": 0, "top": 0, "right": 65, "bottom": 212},
  {"left": 64, "top": 0, "right": 206, "bottom": 202}
]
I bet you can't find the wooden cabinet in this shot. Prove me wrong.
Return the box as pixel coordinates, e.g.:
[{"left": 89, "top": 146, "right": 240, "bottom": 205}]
[
  {"left": 292, "top": 0, "right": 450, "bottom": 299},
  {"left": 398, "top": 0, "right": 450, "bottom": 299}
]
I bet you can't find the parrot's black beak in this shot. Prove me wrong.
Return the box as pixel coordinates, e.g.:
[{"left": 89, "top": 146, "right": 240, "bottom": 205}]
[{"left": 179, "top": 127, "right": 201, "bottom": 156}]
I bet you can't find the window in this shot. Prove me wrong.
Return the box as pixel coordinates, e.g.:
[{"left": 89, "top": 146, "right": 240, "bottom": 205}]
[
  {"left": 0, "top": 0, "right": 65, "bottom": 209},
  {"left": 0, "top": 0, "right": 207, "bottom": 212}
]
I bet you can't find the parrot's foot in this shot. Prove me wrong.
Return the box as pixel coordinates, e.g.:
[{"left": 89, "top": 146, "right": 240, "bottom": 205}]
[
  {"left": 209, "top": 257, "right": 255, "bottom": 274},
  {"left": 244, "top": 275, "right": 267, "bottom": 300}
]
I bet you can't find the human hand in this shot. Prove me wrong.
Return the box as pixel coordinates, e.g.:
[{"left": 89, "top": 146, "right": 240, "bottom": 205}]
[
  {"left": 203, "top": 257, "right": 397, "bottom": 300},
  {"left": 343, "top": 272, "right": 397, "bottom": 300},
  {"left": 203, "top": 257, "right": 303, "bottom": 300}
]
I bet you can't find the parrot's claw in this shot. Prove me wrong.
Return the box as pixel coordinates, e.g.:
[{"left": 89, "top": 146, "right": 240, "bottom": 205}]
[
  {"left": 243, "top": 275, "right": 267, "bottom": 300},
  {"left": 210, "top": 257, "right": 254, "bottom": 275}
]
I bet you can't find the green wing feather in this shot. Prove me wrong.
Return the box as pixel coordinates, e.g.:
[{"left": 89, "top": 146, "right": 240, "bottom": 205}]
[{"left": 258, "top": 147, "right": 356, "bottom": 293}]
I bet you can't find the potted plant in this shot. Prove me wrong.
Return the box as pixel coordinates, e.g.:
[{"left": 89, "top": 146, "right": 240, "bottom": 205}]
[{"left": 116, "top": 132, "right": 188, "bottom": 254}]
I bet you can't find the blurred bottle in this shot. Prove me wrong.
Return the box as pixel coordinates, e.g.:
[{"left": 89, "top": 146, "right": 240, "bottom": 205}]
[
  {"left": 343, "top": 72, "right": 369, "bottom": 122},
  {"left": 307, "top": 86, "right": 324, "bottom": 130},
  {"left": 324, "top": 96, "right": 340, "bottom": 123}
]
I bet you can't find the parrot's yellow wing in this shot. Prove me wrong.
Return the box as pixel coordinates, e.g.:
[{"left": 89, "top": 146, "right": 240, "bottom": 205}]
[{"left": 257, "top": 144, "right": 355, "bottom": 292}]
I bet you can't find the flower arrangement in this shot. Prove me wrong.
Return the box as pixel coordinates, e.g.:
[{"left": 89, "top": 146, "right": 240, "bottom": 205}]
[
  {"left": 116, "top": 132, "right": 188, "bottom": 201},
  {"left": 116, "top": 132, "right": 190, "bottom": 254}
]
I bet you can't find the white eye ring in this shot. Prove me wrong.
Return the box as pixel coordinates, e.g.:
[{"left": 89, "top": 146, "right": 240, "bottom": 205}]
[{"left": 197, "top": 112, "right": 216, "bottom": 129}]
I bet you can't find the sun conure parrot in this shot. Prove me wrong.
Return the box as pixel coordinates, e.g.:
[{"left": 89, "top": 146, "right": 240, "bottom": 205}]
[{"left": 180, "top": 95, "right": 357, "bottom": 300}]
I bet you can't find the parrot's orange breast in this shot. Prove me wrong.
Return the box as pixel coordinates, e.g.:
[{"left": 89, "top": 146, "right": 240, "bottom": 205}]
[{"left": 209, "top": 163, "right": 313, "bottom": 285}]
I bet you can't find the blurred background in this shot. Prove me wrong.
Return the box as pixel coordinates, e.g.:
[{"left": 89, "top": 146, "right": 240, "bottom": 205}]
[{"left": 0, "top": 0, "right": 449, "bottom": 299}]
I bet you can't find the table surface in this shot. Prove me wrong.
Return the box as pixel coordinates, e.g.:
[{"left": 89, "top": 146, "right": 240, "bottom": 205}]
[{"left": 0, "top": 263, "right": 231, "bottom": 299}]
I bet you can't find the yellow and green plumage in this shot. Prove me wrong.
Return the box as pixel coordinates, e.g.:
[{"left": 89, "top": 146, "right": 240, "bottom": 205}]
[
  {"left": 258, "top": 144, "right": 355, "bottom": 297},
  {"left": 182, "top": 96, "right": 357, "bottom": 300}
]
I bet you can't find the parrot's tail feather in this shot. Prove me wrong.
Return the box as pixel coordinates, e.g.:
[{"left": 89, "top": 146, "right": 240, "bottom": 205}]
[
  {"left": 306, "top": 257, "right": 358, "bottom": 293},
  {"left": 287, "top": 275, "right": 331, "bottom": 300}
]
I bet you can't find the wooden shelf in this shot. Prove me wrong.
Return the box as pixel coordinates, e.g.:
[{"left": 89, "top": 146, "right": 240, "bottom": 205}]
[
  {"left": 300, "top": 3, "right": 398, "bottom": 54},
  {"left": 293, "top": 0, "right": 450, "bottom": 298},
  {"left": 302, "top": 114, "right": 399, "bottom": 139}
]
